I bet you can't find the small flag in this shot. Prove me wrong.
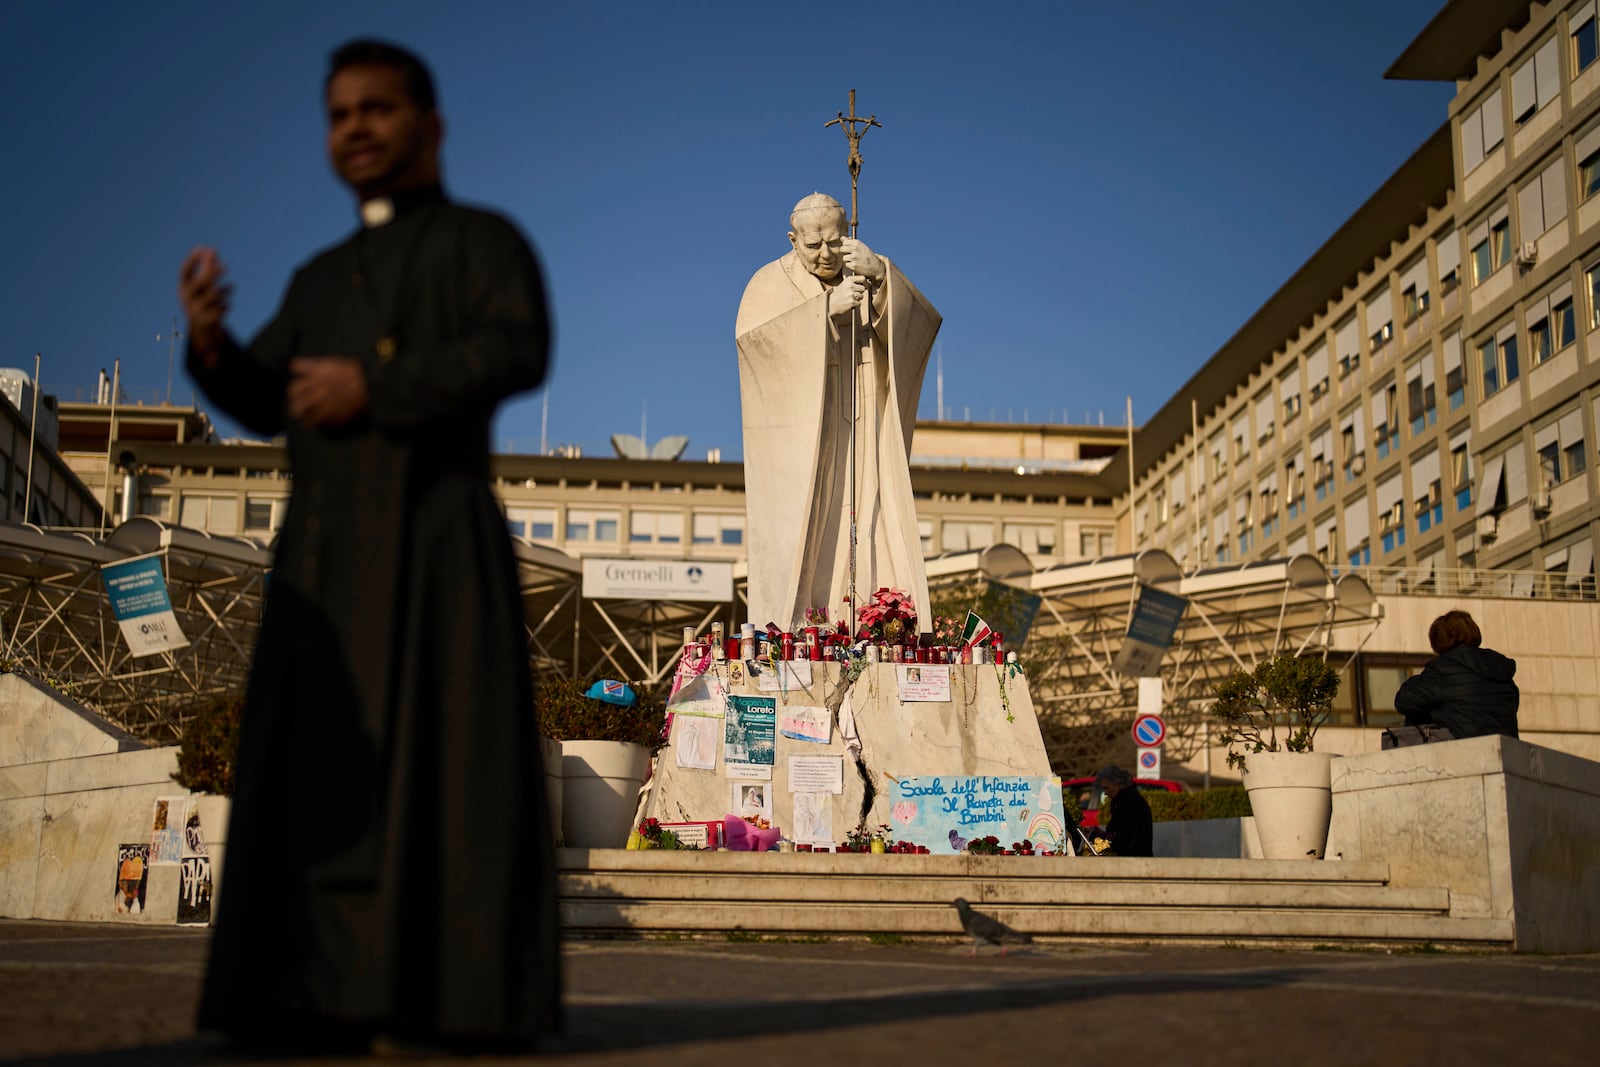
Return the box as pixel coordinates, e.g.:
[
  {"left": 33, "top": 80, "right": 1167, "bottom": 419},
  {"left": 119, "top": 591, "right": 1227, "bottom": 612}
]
[{"left": 958, "top": 611, "right": 992, "bottom": 651}]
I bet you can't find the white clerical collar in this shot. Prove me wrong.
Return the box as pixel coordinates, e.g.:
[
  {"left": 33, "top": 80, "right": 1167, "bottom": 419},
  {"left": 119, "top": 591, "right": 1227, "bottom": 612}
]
[{"left": 360, "top": 198, "right": 395, "bottom": 228}]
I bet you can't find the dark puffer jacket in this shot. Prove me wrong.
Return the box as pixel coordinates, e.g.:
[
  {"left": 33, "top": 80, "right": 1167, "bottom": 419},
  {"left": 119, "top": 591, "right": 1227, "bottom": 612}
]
[{"left": 1394, "top": 644, "right": 1520, "bottom": 739}]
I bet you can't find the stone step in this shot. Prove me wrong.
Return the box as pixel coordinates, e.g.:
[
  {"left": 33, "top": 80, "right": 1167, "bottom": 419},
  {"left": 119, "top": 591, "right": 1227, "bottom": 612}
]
[{"left": 557, "top": 850, "right": 1514, "bottom": 948}]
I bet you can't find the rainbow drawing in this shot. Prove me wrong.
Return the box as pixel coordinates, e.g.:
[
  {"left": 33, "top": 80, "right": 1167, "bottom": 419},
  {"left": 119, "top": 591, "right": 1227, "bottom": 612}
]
[{"left": 1026, "top": 811, "right": 1064, "bottom": 852}]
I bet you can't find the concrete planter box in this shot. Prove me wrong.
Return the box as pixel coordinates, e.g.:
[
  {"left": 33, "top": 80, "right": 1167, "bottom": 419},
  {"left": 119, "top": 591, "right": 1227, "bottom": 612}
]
[
  {"left": 1242, "top": 751, "right": 1336, "bottom": 860},
  {"left": 561, "top": 740, "right": 649, "bottom": 848}
]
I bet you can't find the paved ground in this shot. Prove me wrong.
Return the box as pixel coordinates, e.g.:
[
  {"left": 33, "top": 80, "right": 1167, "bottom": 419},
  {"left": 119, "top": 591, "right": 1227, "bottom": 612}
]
[{"left": 3, "top": 920, "right": 1598, "bottom": 1065}]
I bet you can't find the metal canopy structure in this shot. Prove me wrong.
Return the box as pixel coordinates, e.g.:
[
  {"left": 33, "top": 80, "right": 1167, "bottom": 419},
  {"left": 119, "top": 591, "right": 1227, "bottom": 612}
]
[
  {"left": 0, "top": 518, "right": 270, "bottom": 741},
  {"left": 0, "top": 514, "right": 1376, "bottom": 759},
  {"left": 1015, "top": 550, "right": 1381, "bottom": 773}
]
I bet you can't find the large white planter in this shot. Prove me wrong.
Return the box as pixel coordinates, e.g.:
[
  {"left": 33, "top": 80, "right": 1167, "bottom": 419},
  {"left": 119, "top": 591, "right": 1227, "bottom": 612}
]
[
  {"left": 540, "top": 736, "right": 564, "bottom": 845},
  {"left": 192, "top": 794, "right": 231, "bottom": 924},
  {"left": 1240, "top": 751, "right": 1336, "bottom": 860},
  {"left": 561, "top": 740, "right": 650, "bottom": 848}
]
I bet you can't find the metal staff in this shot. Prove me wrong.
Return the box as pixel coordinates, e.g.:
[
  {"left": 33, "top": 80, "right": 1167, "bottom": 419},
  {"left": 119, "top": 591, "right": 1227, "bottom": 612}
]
[{"left": 825, "top": 90, "right": 881, "bottom": 635}]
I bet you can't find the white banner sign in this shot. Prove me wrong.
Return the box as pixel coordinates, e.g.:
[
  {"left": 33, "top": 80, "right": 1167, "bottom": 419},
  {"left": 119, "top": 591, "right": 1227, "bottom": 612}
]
[
  {"left": 582, "top": 558, "right": 733, "bottom": 602},
  {"left": 101, "top": 554, "right": 189, "bottom": 657}
]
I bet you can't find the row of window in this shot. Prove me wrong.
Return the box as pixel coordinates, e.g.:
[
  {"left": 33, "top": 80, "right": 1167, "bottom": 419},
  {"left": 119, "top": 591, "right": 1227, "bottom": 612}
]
[{"left": 1145, "top": 395, "right": 1593, "bottom": 567}]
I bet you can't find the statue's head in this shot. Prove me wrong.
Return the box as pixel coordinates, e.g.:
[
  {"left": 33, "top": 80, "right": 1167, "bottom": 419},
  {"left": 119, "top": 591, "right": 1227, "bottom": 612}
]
[{"left": 788, "top": 193, "right": 848, "bottom": 281}]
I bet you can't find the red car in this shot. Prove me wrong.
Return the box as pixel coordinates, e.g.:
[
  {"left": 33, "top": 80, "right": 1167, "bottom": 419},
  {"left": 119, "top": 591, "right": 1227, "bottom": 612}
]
[{"left": 1061, "top": 776, "right": 1186, "bottom": 828}]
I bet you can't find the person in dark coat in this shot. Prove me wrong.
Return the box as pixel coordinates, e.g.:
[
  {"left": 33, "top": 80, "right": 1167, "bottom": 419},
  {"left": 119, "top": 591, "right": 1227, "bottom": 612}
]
[
  {"left": 1395, "top": 610, "right": 1519, "bottom": 739},
  {"left": 177, "top": 39, "right": 558, "bottom": 1054},
  {"left": 1094, "top": 765, "right": 1154, "bottom": 857}
]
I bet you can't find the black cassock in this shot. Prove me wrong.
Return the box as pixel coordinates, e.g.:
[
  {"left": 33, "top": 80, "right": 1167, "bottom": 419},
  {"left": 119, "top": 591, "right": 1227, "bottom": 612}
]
[{"left": 188, "top": 185, "right": 559, "bottom": 1045}]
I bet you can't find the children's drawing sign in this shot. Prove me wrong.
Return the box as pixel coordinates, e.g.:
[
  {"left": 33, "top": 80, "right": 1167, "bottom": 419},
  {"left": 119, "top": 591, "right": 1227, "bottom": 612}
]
[{"left": 887, "top": 776, "right": 1067, "bottom": 855}]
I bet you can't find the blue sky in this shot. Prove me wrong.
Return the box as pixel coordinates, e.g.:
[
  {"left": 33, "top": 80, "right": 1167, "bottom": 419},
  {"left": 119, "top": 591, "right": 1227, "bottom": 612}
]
[{"left": 0, "top": 1, "right": 1455, "bottom": 459}]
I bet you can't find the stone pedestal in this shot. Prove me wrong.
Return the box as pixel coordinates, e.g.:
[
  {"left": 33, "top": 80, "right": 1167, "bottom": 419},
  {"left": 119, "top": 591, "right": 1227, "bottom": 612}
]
[
  {"left": 1326, "top": 734, "right": 1600, "bottom": 952},
  {"left": 642, "top": 662, "right": 1051, "bottom": 845}
]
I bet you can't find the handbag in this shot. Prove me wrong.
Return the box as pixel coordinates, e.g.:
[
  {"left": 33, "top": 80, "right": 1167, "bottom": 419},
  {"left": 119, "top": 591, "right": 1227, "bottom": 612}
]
[{"left": 1381, "top": 723, "right": 1456, "bottom": 749}]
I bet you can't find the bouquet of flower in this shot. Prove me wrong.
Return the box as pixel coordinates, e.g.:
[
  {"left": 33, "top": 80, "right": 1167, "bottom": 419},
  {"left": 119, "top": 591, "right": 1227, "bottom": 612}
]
[
  {"left": 965, "top": 834, "right": 1004, "bottom": 855},
  {"left": 931, "top": 615, "right": 962, "bottom": 646},
  {"left": 857, "top": 587, "right": 917, "bottom": 644},
  {"left": 631, "top": 817, "right": 685, "bottom": 850}
]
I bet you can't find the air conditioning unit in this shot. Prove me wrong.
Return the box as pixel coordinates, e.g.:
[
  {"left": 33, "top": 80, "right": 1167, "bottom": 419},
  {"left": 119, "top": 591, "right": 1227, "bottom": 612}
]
[
  {"left": 1516, "top": 241, "right": 1539, "bottom": 266},
  {"left": 1477, "top": 513, "right": 1499, "bottom": 541},
  {"left": 1532, "top": 489, "right": 1553, "bottom": 516},
  {"left": 1350, "top": 453, "right": 1367, "bottom": 475}
]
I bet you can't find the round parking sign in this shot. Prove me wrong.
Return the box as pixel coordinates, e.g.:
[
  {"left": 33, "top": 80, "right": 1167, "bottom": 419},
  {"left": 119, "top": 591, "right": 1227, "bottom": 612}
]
[
  {"left": 1139, "top": 750, "right": 1159, "bottom": 770},
  {"left": 1132, "top": 714, "right": 1166, "bottom": 747}
]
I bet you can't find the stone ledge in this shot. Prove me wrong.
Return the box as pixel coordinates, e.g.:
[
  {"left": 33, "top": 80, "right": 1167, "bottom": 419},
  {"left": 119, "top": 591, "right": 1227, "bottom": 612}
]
[{"left": 1334, "top": 734, "right": 1600, "bottom": 796}]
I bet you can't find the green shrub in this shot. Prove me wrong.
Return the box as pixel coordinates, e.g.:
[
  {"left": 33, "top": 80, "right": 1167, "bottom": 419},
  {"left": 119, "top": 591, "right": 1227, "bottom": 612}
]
[
  {"left": 1147, "top": 786, "right": 1252, "bottom": 822},
  {"left": 171, "top": 694, "right": 243, "bottom": 795},
  {"left": 535, "top": 677, "right": 668, "bottom": 752}
]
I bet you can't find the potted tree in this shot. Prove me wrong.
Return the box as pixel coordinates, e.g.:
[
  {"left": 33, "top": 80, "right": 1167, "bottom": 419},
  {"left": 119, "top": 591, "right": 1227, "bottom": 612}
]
[
  {"left": 170, "top": 693, "right": 242, "bottom": 917},
  {"left": 536, "top": 678, "right": 666, "bottom": 848},
  {"left": 1210, "top": 654, "right": 1341, "bottom": 860}
]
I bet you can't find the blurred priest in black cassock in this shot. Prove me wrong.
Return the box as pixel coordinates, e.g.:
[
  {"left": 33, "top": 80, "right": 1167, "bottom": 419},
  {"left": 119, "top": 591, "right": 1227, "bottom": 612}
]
[{"left": 178, "top": 39, "right": 559, "bottom": 1054}]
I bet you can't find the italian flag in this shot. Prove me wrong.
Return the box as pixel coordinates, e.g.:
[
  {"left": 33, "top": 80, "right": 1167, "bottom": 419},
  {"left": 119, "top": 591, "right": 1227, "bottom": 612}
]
[{"left": 958, "top": 611, "right": 992, "bottom": 651}]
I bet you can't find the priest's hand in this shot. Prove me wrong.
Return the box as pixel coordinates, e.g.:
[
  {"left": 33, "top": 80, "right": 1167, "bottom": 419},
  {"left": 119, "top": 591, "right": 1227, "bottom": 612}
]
[
  {"left": 841, "top": 238, "right": 884, "bottom": 283},
  {"left": 827, "top": 275, "right": 871, "bottom": 320},
  {"left": 178, "top": 247, "right": 232, "bottom": 367},
  {"left": 287, "top": 357, "right": 368, "bottom": 428}
]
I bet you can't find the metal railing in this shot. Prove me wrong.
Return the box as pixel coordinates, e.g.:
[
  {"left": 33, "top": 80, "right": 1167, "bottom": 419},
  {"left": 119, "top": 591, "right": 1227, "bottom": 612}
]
[{"left": 1326, "top": 563, "right": 1595, "bottom": 602}]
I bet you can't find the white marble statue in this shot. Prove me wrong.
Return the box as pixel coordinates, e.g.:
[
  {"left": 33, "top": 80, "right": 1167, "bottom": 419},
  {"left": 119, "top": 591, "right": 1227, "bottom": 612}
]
[{"left": 735, "top": 193, "right": 941, "bottom": 632}]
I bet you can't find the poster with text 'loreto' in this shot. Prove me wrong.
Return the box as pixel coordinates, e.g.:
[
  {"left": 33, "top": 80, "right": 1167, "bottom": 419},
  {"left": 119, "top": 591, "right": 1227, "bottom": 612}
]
[
  {"left": 887, "top": 776, "right": 1067, "bottom": 855},
  {"left": 100, "top": 554, "right": 188, "bottom": 657}
]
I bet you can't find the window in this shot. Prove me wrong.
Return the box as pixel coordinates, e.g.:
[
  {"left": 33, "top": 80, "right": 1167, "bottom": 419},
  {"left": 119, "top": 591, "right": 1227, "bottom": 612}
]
[
  {"left": 630, "top": 510, "right": 683, "bottom": 544},
  {"left": 178, "top": 493, "right": 238, "bottom": 533},
  {"left": 568, "top": 508, "right": 620, "bottom": 542},
  {"left": 1583, "top": 147, "right": 1600, "bottom": 202},
  {"left": 1444, "top": 334, "right": 1466, "bottom": 410},
  {"left": 1517, "top": 156, "right": 1568, "bottom": 239},
  {"left": 919, "top": 519, "right": 934, "bottom": 556},
  {"left": 1511, "top": 37, "right": 1560, "bottom": 126},
  {"left": 243, "top": 498, "right": 278, "bottom": 531},
  {"left": 1478, "top": 326, "right": 1520, "bottom": 397},
  {"left": 1470, "top": 214, "right": 1511, "bottom": 285},
  {"left": 692, "top": 512, "right": 743, "bottom": 546},
  {"left": 1587, "top": 261, "right": 1600, "bottom": 330},
  {"left": 1079, "top": 527, "right": 1115, "bottom": 558},
  {"left": 506, "top": 506, "right": 556, "bottom": 540},
  {"left": 1530, "top": 315, "right": 1552, "bottom": 365},
  {"left": 1401, "top": 284, "right": 1431, "bottom": 324},
  {"left": 1576, "top": 2, "right": 1599, "bottom": 76},
  {"left": 1004, "top": 522, "right": 1056, "bottom": 556},
  {"left": 1450, "top": 433, "right": 1473, "bottom": 511},
  {"left": 1535, "top": 409, "right": 1588, "bottom": 485},
  {"left": 1366, "top": 288, "right": 1393, "bottom": 354},
  {"left": 1335, "top": 317, "right": 1360, "bottom": 379},
  {"left": 1406, "top": 360, "right": 1436, "bottom": 435},
  {"left": 1460, "top": 89, "right": 1505, "bottom": 174},
  {"left": 941, "top": 520, "right": 993, "bottom": 553},
  {"left": 136, "top": 493, "right": 172, "bottom": 519},
  {"left": 1554, "top": 297, "right": 1577, "bottom": 350}
]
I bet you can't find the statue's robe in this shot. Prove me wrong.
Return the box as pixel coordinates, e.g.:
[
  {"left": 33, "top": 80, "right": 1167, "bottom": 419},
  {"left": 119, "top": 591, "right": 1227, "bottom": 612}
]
[
  {"left": 735, "top": 251, "right": 941, "bottom": 632},
  {"left": 186, "top": 184, "right": 560, "bottom": 1047}
]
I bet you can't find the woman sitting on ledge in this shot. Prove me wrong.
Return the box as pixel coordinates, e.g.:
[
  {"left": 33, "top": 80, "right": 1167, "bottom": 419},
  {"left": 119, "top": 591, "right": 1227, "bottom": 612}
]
[{"left": 1394, "top": 609, "right": 1519, "bottom": 740}]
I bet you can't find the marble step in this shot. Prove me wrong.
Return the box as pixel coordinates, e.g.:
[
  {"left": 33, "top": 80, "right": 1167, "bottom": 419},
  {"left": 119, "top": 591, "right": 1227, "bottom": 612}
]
[{"left": 556, "top": 849, "right": 1514, "bottom": 947}]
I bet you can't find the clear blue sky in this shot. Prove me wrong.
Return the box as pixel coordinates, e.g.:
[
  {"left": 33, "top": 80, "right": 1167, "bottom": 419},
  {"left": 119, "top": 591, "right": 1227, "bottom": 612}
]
[{"left": 0, "top": 0, "right": 1455, "bottom": 459}]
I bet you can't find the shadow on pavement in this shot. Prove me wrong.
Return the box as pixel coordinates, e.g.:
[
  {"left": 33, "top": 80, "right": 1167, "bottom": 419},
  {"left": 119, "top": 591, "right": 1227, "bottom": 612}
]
[{"left": 3, "top": 963, "right": 1316, "bottom": 1064}]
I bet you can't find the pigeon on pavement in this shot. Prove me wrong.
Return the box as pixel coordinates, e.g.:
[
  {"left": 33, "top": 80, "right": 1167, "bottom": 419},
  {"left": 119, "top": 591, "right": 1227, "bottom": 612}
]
[{"left": 952, "top": 897, "right": 1033, "bottom": 955}]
